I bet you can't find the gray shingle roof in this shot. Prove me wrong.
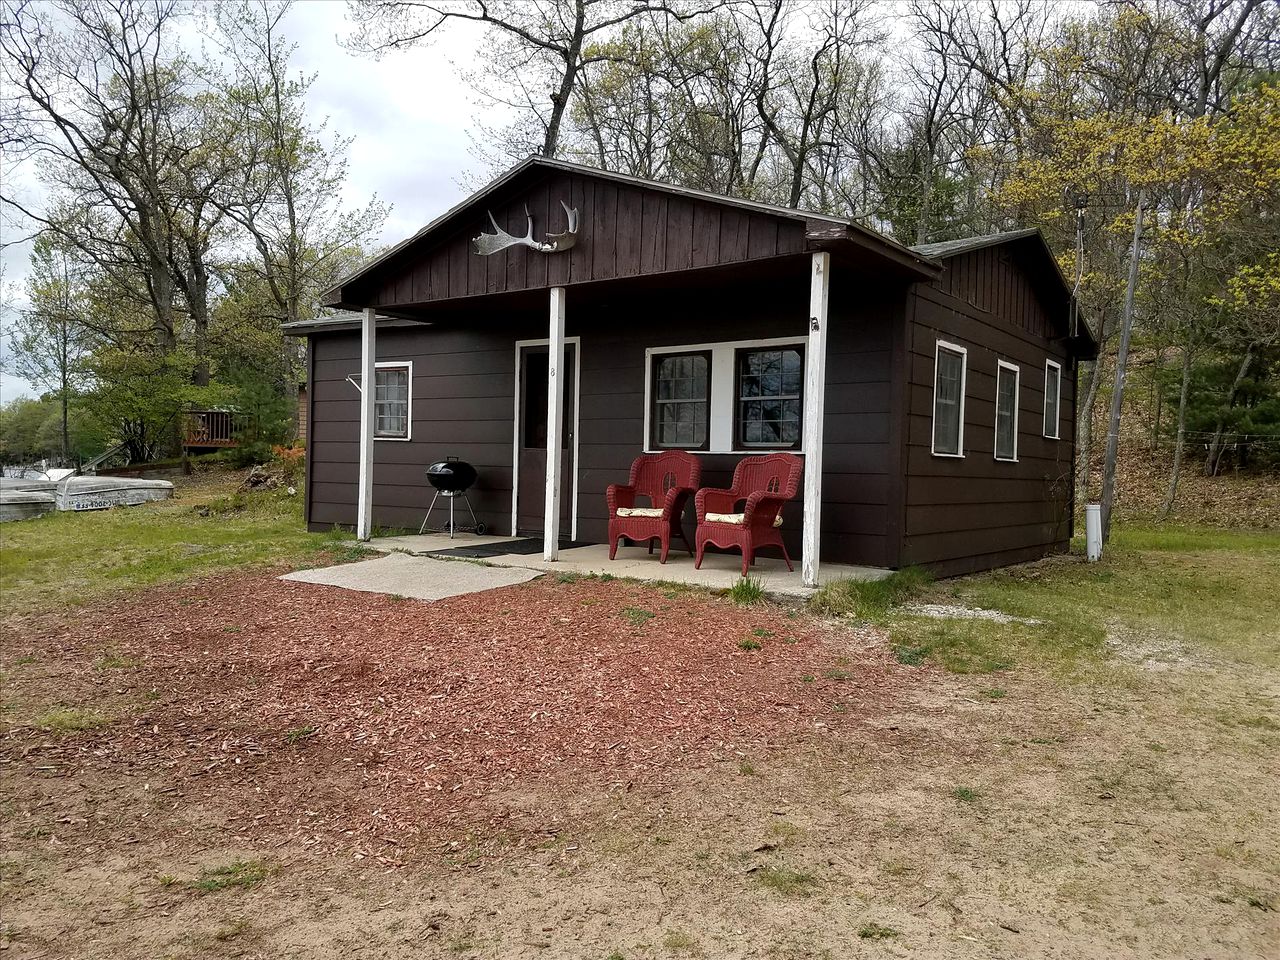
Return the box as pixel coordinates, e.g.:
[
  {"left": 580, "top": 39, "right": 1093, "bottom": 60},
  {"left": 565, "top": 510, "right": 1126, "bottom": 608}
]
[{"left": 910, "top": 228, "right": 1040, "bottom": 259}]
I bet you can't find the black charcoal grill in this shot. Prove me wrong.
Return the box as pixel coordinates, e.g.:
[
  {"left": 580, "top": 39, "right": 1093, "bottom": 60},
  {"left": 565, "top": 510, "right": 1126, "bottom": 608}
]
[{"left": 419, "top": 458, "right": 487, "bottom": 537}]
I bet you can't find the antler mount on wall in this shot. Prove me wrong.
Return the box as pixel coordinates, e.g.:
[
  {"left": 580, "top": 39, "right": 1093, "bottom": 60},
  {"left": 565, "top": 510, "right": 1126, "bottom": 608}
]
[{"left": 472, "top": 200, "right": 580, "bottom": 255}]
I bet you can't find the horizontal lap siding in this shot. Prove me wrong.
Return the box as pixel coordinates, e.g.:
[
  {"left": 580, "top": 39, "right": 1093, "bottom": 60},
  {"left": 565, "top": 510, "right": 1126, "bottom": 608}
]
[
  {"left": 363, "top": 170, "right": 809, "bottom": 308},
  {"left": 573, "top": 283, "right": 898, "bottom": 567},
  {"left": 902, "top": 261, "right": 1076, "bottom": 574},
  {"left": 306, "top": 323, "right": 537, "bottom": 533},
  {"left": 310, "top": 279, "right": 902, "bottom": 564}
]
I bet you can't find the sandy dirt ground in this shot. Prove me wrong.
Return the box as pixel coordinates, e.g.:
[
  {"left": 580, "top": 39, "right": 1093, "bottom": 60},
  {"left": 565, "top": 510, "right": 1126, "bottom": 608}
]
[{"left": 2, "top": 572, "right": 1277, "bottom": 959}]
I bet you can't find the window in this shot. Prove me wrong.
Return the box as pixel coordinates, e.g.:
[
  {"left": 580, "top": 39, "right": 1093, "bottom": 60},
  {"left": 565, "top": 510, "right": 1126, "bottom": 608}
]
[
  {"left": 651, "top": 351, "right": 711, "bottom": 449},
  {"left": 644, "top": 338, "right": 807, "bottom": 453},
  {"left": 374, "top": 363, "right": 411, "bottom": 439},
  {"left": 932, "top": 341, "right": 967, "bottom": 457},
  {"left": 736, "top": 346, "right": 804, "bottom": 449},
  {"left": 995, "top": 360, "right": 1020, "bottom": 461},
  {"left": 1043, "top": 359, "right": 1062, "bottom": 439}
]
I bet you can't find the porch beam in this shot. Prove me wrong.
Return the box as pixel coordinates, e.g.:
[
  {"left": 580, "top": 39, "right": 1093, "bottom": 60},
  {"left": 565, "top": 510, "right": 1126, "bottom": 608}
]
[
  {"left": 802, "top": 252, "right": 830, "bottom": 588},
  {"left": 356, "top": 306, "right": 376, "bottom": 541},
  {"left": 543, "top": 287, "right": 567, "bottom": 561}
]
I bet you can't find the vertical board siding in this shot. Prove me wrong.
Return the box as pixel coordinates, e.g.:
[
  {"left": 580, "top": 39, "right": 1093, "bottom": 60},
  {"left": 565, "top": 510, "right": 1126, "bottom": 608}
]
[
  {"left": 901, "top": 257, "right": 1076, "bottom": 575},
  {"left": 357, "top": 169, "right": 817, "bottom": 308}
]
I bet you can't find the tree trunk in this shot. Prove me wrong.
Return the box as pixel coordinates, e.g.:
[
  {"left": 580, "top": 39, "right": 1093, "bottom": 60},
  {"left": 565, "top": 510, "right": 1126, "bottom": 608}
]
[
  {"left": 1075, "top": 355, "right": 1104, "bottom": 498},
  {"left": 1100, "top": 191, "right": 1146, "bottom": 543},
  {"left": 1203, "top": 347, "right": 1252, "bottom": 476},
  {"left": 1159, "top": 345, "right": 1193, "bottom": 520}
]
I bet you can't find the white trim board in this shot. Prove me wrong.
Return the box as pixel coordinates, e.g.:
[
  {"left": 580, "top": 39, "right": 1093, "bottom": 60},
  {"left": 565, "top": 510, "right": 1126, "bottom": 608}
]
[
  {"left": 511, "top": 336, "right": 582, "bottom": 540},
  {"left": 643, "top": 335, "right": 808, "bottom": 455},
  {"left": 930, "top": 339, "right": 968, "bottom": 458},
  {"left": 1043, "top": 358, "right": 1062, "bottom": 439},
  {"left": 994, "top": 359, "right": 1021, "bottom": 462}
]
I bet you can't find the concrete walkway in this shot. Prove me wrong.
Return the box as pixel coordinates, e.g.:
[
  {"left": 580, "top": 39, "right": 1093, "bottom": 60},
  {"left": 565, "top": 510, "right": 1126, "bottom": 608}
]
[
  {"left": 363, "top": 532, "right": 889, "bottom": 597},
  {"left": 281, "top": 552, "right": 539, "bottom": 601}
]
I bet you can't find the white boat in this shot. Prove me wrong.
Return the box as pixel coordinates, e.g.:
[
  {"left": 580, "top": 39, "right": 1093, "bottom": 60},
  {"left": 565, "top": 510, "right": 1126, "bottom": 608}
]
[
  {"left": 54, "top": 476, "right": 174, "bottom": 511},
  {"left": 0, "top": 475, "right": 173, "bottom": 514},
  {"left": 0, "top": 487, "right": 58, "bottom": 522}
]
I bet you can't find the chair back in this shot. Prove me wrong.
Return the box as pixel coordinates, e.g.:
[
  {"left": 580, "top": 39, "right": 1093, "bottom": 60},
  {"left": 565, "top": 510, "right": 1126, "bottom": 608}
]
[
  {"left": 731, "top": 452, "right": 802, "bottom": 500},
  {"left": 630, "top": 451, "right": 702, "bottom": 506}
]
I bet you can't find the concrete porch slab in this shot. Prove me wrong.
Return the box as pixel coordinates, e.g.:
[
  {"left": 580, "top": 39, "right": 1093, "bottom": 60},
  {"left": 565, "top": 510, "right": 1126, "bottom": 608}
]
[
  {"left": 281, "top": 551, "right": 539, "bottom": 601},
  {"left": 360, "top": 532, "right": 889, "bottom": 598}
]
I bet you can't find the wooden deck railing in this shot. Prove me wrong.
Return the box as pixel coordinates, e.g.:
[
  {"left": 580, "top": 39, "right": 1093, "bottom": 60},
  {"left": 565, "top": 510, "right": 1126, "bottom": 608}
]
[{"left": 183, "top": 410, "right": 246, "bottom": 449}]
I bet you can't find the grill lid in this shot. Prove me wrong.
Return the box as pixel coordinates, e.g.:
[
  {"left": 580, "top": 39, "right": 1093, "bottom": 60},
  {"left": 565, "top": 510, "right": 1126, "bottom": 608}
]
[{"left": 426, "top": 458, "right": 477, "bottom": 492}]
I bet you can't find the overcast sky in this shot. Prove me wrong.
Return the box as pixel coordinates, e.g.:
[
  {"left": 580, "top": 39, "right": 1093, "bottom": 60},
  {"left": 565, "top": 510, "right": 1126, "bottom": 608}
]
[{"left": 0, "top": 0, "right": 490, "bottom": 402}]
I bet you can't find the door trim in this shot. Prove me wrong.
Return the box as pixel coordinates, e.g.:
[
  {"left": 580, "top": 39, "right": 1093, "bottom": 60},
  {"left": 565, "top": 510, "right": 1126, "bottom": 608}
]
[{"left": 512, "top": 336, "right": 582, "bottom": 540}]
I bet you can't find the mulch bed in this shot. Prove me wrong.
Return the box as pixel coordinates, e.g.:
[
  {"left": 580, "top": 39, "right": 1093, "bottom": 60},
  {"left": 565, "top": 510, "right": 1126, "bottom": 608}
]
[{"left": 3, "top": 571, "right": 906, "bottom": 859}]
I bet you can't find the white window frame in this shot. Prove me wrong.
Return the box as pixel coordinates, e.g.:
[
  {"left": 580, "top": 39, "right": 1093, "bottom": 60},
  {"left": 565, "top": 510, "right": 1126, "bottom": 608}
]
[
  {"left": 643, "top": 336, "right": 808, "bottom": 455},
  {"left": 374, "top": 360, "right": 412, "bottom": 441},
  {"left": 994, "top": 359, "right": 1020, "bottom": 463},
  {"left": 931, "top": 339, "right": 967, "bottom": 458},
  {"left": 1043, "top": 358, "right": 1062, "bottom": 440}
]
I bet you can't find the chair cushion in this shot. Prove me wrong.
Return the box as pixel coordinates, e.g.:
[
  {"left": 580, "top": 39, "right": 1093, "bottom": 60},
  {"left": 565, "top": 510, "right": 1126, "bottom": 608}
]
[
  {"left": 615, "top": 506, "right": 664, "bottom": 518},
  {"left": 705, "top": 511, "right": 784, "bottom": 528}
]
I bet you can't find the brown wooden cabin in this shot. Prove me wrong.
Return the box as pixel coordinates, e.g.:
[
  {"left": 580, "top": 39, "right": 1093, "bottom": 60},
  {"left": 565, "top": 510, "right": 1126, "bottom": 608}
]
[{"left": 287, "top": 157, "right": 1096, "bottom": 580}]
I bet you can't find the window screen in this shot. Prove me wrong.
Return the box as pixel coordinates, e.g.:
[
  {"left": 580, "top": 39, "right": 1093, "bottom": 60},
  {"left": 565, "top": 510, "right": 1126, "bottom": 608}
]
[
  {"left": 651, "top": 352, "right": 711, "bottom": 449},
  {"left": 932, "top": 345, "right": 965, "bottom": 455},
  {"left": 995, "top": 363, "right": 1019, "bottom": 461},
  {"left": 374, "top": 366, "right": 410, "bottom": 439},
  {"left": 1044, "top": 361, "right": 1061, "bottom": 439},
  {"left": 736, "top": 347, "right": 803, "bottom": 449}
]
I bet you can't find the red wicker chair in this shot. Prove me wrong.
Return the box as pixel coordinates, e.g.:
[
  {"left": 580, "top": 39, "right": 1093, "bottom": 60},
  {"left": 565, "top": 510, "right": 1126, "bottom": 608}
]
[
  {"left": 695, "top": 453, "right": 803, "bottom": 577},
  {"left": 607, "top": 452, "right": 702, "bottom": 564}
]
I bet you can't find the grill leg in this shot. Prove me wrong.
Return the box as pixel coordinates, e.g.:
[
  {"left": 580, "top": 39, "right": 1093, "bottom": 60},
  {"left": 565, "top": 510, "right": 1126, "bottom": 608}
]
[
  {"left": 448, "top": 494, "right": 456, "bottom": 538},
  {"left": 419, "top": 490, "right": 442, "bottom": 535}
]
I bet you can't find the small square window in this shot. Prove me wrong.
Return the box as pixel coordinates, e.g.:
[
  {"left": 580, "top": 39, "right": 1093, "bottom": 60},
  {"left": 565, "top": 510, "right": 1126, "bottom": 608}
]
[{"left": 374, "top": 365, "right": 411, "bottom": 439}]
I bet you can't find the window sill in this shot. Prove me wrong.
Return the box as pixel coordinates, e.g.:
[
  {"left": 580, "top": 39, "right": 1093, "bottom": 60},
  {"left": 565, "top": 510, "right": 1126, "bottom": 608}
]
[
  {"left": 931, "top": 451, "right": 965, "bottom": 459},
  {"left": 375, "top": 435, "right": 412, "bottom": 442},
  {"left": 994, "top": 455, "right": 1019, "bottom": 463}
]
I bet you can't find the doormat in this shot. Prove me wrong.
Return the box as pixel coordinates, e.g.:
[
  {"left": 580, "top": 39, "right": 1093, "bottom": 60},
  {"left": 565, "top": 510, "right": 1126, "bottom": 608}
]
[{"left": 426, "top": 537, "right": 590, "bottom": 559}]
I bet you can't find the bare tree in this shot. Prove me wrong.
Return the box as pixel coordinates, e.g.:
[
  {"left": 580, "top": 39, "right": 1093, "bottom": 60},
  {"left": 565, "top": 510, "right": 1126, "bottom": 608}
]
[{"left": 345, "top": 0, "right": 723, "bottom": 161}]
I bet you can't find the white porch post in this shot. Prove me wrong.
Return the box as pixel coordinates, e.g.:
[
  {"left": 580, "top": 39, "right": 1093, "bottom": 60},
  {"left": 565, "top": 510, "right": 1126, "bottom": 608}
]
[
  {"left": 802, "top": 252, "right": 830, "bottom": 588},
  {"left": 356, "top": 306, "right": 376, "bottom": 541},
  {"left": 543, "top": 287, "right": 567, "bottom": 561}
]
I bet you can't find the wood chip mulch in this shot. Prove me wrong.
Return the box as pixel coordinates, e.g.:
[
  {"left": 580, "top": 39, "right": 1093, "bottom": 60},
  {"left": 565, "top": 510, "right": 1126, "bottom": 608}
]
[{"left": 3, "top": 572, "right": 904, "bottom": 857}]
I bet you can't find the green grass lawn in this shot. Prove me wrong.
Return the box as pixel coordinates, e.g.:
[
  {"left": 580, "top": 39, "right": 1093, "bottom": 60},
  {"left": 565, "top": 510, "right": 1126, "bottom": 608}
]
[
  {"left": 0, "top": 472, "right": 357, "bottom": 617},
  {"left": 814, "top": 524, "right": 1280, "bottom": 676}
]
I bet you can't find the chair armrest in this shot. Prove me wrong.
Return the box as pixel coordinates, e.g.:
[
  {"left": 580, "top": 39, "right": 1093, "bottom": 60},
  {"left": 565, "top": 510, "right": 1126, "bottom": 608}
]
[
  {"left": 743, "top": 491, "right": 790, "bottom": 528},
  {"left": 661, "top": 484, "right": 696, "bottom": 520},
  {"left": 607, "top": 484, "right": 637, "bottom": 515},
  {"left": 696, "top": 488, "right": 740, "bottom": 522}
]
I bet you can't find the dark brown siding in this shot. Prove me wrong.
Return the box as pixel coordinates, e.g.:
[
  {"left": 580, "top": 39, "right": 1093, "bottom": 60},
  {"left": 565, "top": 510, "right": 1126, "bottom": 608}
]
[
  {"left": 355, "top": 170, "right": 808, "bottom": 309},
  {"left": 306, "top": 319, "right": 541, "bottom": 533},
  {"left": 571, "top": 282, "right": 901, "bottom": 568},
  {"left": 900, "top": 260, "right": 1076, "bottom": 576},
  {"left": 306, "top": 276, "right": 903, "bottom": 568}
]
